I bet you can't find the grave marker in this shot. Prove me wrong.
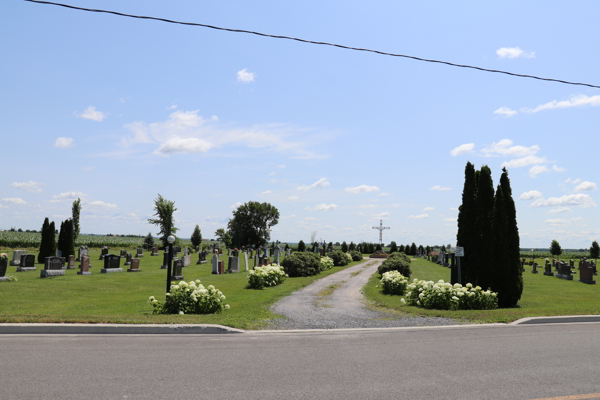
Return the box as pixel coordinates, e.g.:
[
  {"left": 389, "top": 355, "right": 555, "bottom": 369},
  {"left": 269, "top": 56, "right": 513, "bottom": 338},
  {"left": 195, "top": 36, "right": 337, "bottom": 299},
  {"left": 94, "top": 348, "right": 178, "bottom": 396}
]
[
  {"left": 124, "top": 253, "right": 132, "bottom": 266},
  {"left": 136, "top": 248, "right": 144, "bottom": 258},
  {"left": 183, "top": 255, "right": 191, "bottom": 267},
  {"left": 244, "top": 251, "right": 249, "bottom": 272},
  {"left": 128, "top": 258, "right": 141, "bottom": 272},
  {"left": 228, "top": 255, "right": 240, "bottom": 273},
  {"left": 77, "top": 255, "right": 92, "bottom": 275},
  {"left": 101, "top": 254, "right": 123, "bottom": 273},
  {"left": 0, "top": 256, "right": 8, "bottom": 279},
  {"left": 212, "top": 254, "right": 219, "bottom": 274},
  {"left": 544, "top": 259, "right": 554, "bottom": 276},
  {"left": 151, "top": 246, "right": 159, "bottom": 256},
  {"left": 197, "top": 250, "right": 207, "bottom": 264},
  {"left": 11, "top": 250, "right": 27, "bottom": 266},
  {"left": 171, "top": 259, "right": 183, "bottom": 280},
  {"left": 16, "top": 254, "right": 36, "bottom": 272},
  {"left": 66, "top": 255, "right": 76, "bottom": 269},
  {"left": 99, "top": 247, "right": 109, "bottom": 260},
  {"left": 161, "top": 250, "right": 169, "bottom": 269},
  {"left": 556, "top": 261, "right": 573, "bottom": 281},
  {"left": 77, "top": 246, "right": 88, "bottom": 262},
  {"left": 41, "top": 256, "right": 65, "bottom": 278}
]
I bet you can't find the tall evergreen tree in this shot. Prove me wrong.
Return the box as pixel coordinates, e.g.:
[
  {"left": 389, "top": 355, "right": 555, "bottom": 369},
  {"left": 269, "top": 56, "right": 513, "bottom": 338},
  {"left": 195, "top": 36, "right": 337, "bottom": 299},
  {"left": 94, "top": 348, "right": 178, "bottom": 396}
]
[
  {"left": 500, "top": 168, "right": 523, "bottom": 306},
  {"left": 144, "top": 232, "right": 155, "bottom": 250},
  {"left": 57, "top": 219, "right": 75, "bottom": 257},
  {"left": 341, "top": 241, "right": 348, "bottom": 252},
  {"left": 550, "top": 240, "right": 562, "bottom": 256},
  {"left": 72, "top": 198, "right": 81, "bottom": 241},
  {"left": 389, "top": 241, "right": 398, "bottom": 253},
  {"left": 349, "top": 241, "right": 355, "bottom": 251},
  {"left": 410, "top": 243, "right": 417, "bottom": 256},
  {"left": 590, "top": 240, "right": 599, "bottom": 262},
  {"left": 472, "top": 165, "right": 495, "bottom": 287},
  {"left": 38, "top": 218, "right": 52, "bottom": 264},
  {"left": 399, "top": 244, "right": 405, "bottom": 253},
  {"left": 456, "top": 162, "right": 477, "bottom": 284},
  {"left": 490, "top": 184, "right": 511, "bottom": 306},
  {"left": 298, "top": 240, "right": 306, "bottom": 252},
  {"left": 191, "top": 225, "right": 202, "bottom": 249}
]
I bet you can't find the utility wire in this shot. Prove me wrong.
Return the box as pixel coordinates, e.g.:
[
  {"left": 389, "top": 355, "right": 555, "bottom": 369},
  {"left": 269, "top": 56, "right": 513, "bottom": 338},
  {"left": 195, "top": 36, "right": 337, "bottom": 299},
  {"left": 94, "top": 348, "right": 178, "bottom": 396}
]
[{"left": 25, "top": 0, "right": 600, "bottom": 90}]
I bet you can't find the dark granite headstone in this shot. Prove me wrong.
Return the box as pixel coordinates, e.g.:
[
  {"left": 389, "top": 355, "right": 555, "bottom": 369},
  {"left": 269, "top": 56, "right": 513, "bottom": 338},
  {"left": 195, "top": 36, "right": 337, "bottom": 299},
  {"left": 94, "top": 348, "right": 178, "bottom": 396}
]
[
  {"left": 101, "top": 254, "right": 122, "bottom": 273},
  {"left": 120, "top": 250, "right": 128, "bottom": 258},
  {"left": 579, "top": 260, "right": 595, "bottom": 284},
  {"left": 197, "top": 250, "right": 207, "bottom": 264},
  {"left": 41, "top": 256, "right": 64, "bottom": 277},
  {"left": 0, "top": 257, "right": 8, "bottom": 277},
  {"left": 100, "top": 247, "right": 109, "bottom": 260},
  {"left": 171, "top": 258, "right": 183, "bottom": 280},
  {"left": 16, "top": 254, "right": 36, "bottom": 272},
  {"left": 544, "top": 260, "right": 553, "bottom": 276},
  {"left": 136, "top": 248, "right": 144, "bottom": 258},
  {"left": 151, "top": 246, "right": 158, "bottom": 256},
  {"left": 124, "top": 253, "right": 132, "bottom": 266},
  {"left": 556, "top": 261, "right": 573, "bottom": 281},
  {"left": 161, "top": 251, "right": 169, "bottom": 269}
]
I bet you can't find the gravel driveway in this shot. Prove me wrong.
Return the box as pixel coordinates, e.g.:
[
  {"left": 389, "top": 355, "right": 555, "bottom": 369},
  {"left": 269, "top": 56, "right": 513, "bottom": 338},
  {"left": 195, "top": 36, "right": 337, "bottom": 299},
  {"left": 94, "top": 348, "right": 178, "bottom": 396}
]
[{"left": 267, "top": 259, "right": 458, "bottom": 330}]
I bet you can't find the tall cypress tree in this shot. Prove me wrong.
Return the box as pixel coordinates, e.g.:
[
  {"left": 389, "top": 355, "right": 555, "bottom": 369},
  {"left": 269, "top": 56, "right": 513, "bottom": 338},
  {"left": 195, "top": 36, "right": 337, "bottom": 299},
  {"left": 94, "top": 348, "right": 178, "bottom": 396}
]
[
  {"left": 500, "top": 168, "right": 523, "bottom": 307},
  {"left": 473, "top": 165, "right": 495, "bottom": 288},
  {"left": 38, "top": 218, "right": 50, "bottom": 264},
  {"left": 57, "top": 221, "right": 65, "bottom": 256},
  {"left": 57, "top": 219, "right": 75, "bottom": 257},
  {"left": 456, "top": 162, "right": 477, "bottom": 284},
  {"left": 490, "top": 185, "right": 510, "bottom": 306}
]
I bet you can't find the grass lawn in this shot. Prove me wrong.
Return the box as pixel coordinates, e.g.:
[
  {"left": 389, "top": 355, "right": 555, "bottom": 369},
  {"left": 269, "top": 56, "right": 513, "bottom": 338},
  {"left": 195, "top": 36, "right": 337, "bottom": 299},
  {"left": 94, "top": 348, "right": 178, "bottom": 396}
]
[
  {"left": 0, "top": 247, "right": 363, "bottom": 329},
  {"left": 362, "top": 257, "right": 600, "bottom": 324}
]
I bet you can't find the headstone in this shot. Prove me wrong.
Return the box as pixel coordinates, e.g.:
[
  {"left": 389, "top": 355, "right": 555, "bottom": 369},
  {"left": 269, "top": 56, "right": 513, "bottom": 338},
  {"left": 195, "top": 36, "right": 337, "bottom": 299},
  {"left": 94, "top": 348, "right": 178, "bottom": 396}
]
[
  {"left": 41, "top": 256, "right": 65, "bottom": 277},
  {"left": 128, "top": 258, "right": 141, "bottom": 272},
  {"left": 228, "top": 256, "right": 240, "bottom": 273},
  {"left": 254, "top": 254, "right": 258, "bottom": 269},
  {"left": 55, "top": 249, "right": 62, "bottom": 258},
  {"left": 184, "top": 248, "right": 189, "bottom": 256},
  {"left": 243, "top": 251, "right": 249, "bottom": 272},
  {"left": 171, "top": 259, "right": 183, "bottom": 280},
  {"left": 274, "top": 247, "right": 281, "bottom": 265},
  {"left": 151, "top": 246, "right": 159, "bottom": 256},
  {"left": 556, "top": 261, "right": 573, "bottom": 281},
  {"left": 592, "top": 260, "right": 597, "bottom": 275},
  {"left": 531, "top": 262, "right": 538, "bottom": 274},
  {"left": 101, "top": 254, "right": 123, "bottom": 273},
  {"left": 579, "top": 260, "right": 596, "bottom": 285},
  {"left": 124, "top": 253, "right": 132, "bottom": 266},
  {"left": 16, "top": 254, "right": 36, "bottom": 272},
  {"left": 161, "top": 250, "right": 169, "bottom": 269},
  {"left": 265, "top": 246, "right": 270, "bottom": 258},
  {"left": 120, "top": 250, "right": 128, "bottom": 258},
  {"left": 183, "top": 255, "right": 191, "bottom": 267},
  {"left": 197, "top": 250, "right": 207, "bottom": 265},
  {"left": 544, "top": 259, "right": 554, "bottom": 276},
  {"left": 77, "top": 246, "right": 88, "bottom": 262},
  {"left": 66, "top": 255, "right": 76, "bottom": 269},
  {"left": 173, "top": 245, "right": 181, "bottom": 254},
  {"left": 99, "top": 246, "right": 109, "bottom": 260},
  {"left": 136, "top": 248, "right": 144, "bottom": 258},
  {"left": 0, "top": 256, "right": 8, "bottom": 278},
  {"left": 520, "top": 259, "right": 525, "bottom": 273},
  {"left": 212, "top": 254, "right": 219, "bottom": 274},
  {"left": 11, "top": 250, "right": 27, "bottom": 266},
  {"left": 218, "top": 260, "right": 225, "bottom": 275},
  {"left": 320, "top": 248, "right": 325, "bottom": 257},
  {"left": 77, "top": 255, "right": 92, "bottom": 275}
]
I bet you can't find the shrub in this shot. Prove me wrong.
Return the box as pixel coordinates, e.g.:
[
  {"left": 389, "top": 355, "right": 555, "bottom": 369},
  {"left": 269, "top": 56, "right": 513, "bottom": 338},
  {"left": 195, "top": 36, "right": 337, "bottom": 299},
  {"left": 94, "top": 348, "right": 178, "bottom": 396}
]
[
  {"left": 149, "top": 280, "right": 230, "bottom": 314},
  {"left": 248, "top": 264, "right": 288, "bottom": 289},
  {"left": 350, "top": 250, "right": 362, "bottom": 261},
  {"left": 320, "top": 256, "right": 334, "bottom": 270},
  {"left": 282, "top": 252, "right": 321, "bottom": 277},
  {"left": 406, "top": 279, "right": 498, "bottom": 310},
  {"left": 345, "top": 252, "right": 353, "bottom": 263},
  {"left": 380, "top": 271, "right": 408, "bottom": 295},
  {"left": 329, "top": 250, "right": 348, "bottom": 266},
  {"left": 378, "top": 252, "right": 411, "bottom": 277},
  {"left": 369, "top": 250, "right": 388, "bottom": 259}
]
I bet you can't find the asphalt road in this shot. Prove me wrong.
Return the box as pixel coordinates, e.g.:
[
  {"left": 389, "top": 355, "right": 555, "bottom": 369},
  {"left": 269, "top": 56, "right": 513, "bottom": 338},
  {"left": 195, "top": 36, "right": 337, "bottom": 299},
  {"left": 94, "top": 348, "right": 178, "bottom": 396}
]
[{"left": 1, "top": 323, "right": 599, "bottom": 400}]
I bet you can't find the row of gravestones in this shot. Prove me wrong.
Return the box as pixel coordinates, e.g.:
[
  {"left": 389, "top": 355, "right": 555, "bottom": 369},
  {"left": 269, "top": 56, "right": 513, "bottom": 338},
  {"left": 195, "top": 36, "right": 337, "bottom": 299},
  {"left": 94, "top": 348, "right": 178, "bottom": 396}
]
[{"left": 526, "top": 258, "right": 596, "bottom": 284}]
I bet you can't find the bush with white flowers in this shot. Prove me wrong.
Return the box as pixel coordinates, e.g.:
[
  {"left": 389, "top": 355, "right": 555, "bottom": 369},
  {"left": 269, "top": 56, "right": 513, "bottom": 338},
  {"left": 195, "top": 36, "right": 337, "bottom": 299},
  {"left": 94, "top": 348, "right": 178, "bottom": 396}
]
[
  {"left": 345, "top": 253, "right": 353, "bottom": 263},
  {"left": 405, "top": 279, "right": 498, "bottom": 310},
  {"left": 380, "top": 271, "right": 409, "bottom": 295},
  {"left": 248, "top": 264, "right": 288, "bottom": 289},
  {"left": 320, "top": 256, "right": 334, "bottom": 271},
  {"left": 148, "top": 280, "right": 230, "bottom": 315}
]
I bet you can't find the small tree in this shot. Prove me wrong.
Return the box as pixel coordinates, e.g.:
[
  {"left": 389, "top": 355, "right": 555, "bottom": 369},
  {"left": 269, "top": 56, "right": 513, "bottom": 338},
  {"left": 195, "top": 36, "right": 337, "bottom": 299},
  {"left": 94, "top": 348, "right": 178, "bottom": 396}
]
[
  {"left": 148, "top": 194, "right": 179, "bottom": 248},
  {"left": 72, "top": 198, "right": 81, "bottom": 241},
  {"left": 376, "top": 243, "right": 382, "bottom": 251},
  {"left": 410, "top": 243, "right": 417, "bottom": 256},
  {"left": 550, "top": 240, "right": 562, "bottom": 256},
  {"left": 38, "top": 218, "right": 56, "bottom": 264},
  {"left": 349, "top": 242, "right": 355, "bottom": 251},
  {"left": 590, "top": 241, "right": 600, "bottom": 261},
  {"left": 191, "top": 225, "right": 202, "bottom": 249},
  {"left": 143, "top": 232, "right": 155, "bottom": 250},
  {"left": 215, "top": 228, "right": 232, "bottom": 248},
  {"left": 389, "top": 241, "right": 398, "bottom": 253},
  {"left": 298, "top": 240, "right": 306, "bottom": 252},
  {"left": 341, "top": 241, "right": 348, "bottom": 252},
  {"left": 399, "top": 244, "right": 405, "bottom": 253}
]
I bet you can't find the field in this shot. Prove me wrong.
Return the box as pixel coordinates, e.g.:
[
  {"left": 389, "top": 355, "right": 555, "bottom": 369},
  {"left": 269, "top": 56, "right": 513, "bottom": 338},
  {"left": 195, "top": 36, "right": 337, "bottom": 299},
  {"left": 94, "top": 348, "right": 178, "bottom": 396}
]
[
  {"left": 0, "top": 248, "right": 363, "bottom": 329},
  {"left": 363, "top": 257, "right": 600, "bottom": 323}
]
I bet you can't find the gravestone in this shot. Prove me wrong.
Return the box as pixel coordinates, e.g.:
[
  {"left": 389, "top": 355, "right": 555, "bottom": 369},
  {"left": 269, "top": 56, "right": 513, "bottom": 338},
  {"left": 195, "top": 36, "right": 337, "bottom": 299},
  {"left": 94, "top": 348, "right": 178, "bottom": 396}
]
[
  {"left": 579, "top": 260, "right": 595, "bottom": 284},
  {"left": 151, "top": 246, "right": 159, "bottom": 256},
  {"left": 11, "top": 250, "right": 27, "bottom": 266},
  {"left": 173, "top": 245, "right": 181, "bottom": 254},
  {"left": 171, "top": 259, "right": 183, "bottom": 280},
  {"left": 556, "top": 261, "right": 573, "bottom": 281},
  {"left": 0, "top": 256, "right": 8, "bottom": 279},
  {"left": 99, "top": 247, "right": 109, "bottom": 260},
  {"left": 16, "top": 254, "right": 36, "bottom": 272},
  {"left": 520, "top": 259, "right": 525, "bottom": 273},
  {"left": 136, "top": 248, "right": 144, "bottom": 258},
  {"left": 128, "top": 258, "right": 141, "bottom": 272},
  {"left": 120, "top": 250, "right": 128, "bottom": 258},
  {"left": 228, "top": 256, "right": 240, "bottom": 273},
  {"left": 592, "top": 260, "right": 597, "bottom": 275},
  {"left": 531, "top": 262, "right": 539, "bottom": 274},
  {"left": 244, "top": 251, "right": 249, "bottom": 272},
  {"left": 274, "top": 247, "right": 281, "bottom": 265},
  {"left": 41, "top": 256, "right": 65, "bottom": 278},
  {"left": 124, "top": 253, "right": 132, "bottom": 266},
  {"left": 212, "top": 254, "right": 219, "bottom": 274},
  {"left": 66, "top": 255, "right": 76, "bottom": 269},
  {"left": 218, "top": 260, "right": 225, "bottom": 275},
  {"left": 77, "top": 255, "right": 92, "bottom": 275},
  {"left": 183, "top": 255, "right": 191, "bottom": 267},
  {"left": 161, "top": 250, "right": 169, "bottom": 269},
  {"left": 101, "top": 254, "right": 123, "bottom": 273},
  {"left": 544, "top": 259, "right": 554, "bottom": 276},
  {"left": 184, "top": 248, "right": 189, "bottom": 256},
  {"left": 287, "top": 249, "right": 291, "bottom": 256},
  {"left": 265, "top": 246, "right": 270, "bottom": 258},
  {"left": 77, "top": 246, "right": 88, "bottom": 262},
  {"left": 197, "top": 250, "right": 207, "bottom": 264},
  {"left": 254, "top": 254, "right": 259, "bottom": 269}
]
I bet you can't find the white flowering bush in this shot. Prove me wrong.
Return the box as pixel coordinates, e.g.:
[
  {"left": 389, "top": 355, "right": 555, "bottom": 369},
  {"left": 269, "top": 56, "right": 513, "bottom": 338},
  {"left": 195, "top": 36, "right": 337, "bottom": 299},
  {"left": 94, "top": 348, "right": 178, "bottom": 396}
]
[
  {"left": 149, "top": 280, "right": 230, "bottom": 315},
  {"left": 345, "top": 253, "right": 353, "bottom": 263},
  {"left": 380, "top": 271, "right": 409, "bottom": 295},
  {"left": 248, "top": 264, "right": 288, "bottom": 289},
  {"left": 320, "top": 256, "right": 334, "bottom": 271},
  {"left": 406, "top": 279, "right": 498, "bottom": 310}
]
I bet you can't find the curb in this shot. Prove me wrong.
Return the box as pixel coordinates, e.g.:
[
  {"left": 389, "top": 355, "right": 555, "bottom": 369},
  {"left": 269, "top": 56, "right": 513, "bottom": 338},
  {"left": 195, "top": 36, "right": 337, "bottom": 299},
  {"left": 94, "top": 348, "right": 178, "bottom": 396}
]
[
  {"left": 0, "top": 323, "right": 244, "bottom": 335},
  {"left": 511, "top": 315, "right": 600, "bottom": 325}
]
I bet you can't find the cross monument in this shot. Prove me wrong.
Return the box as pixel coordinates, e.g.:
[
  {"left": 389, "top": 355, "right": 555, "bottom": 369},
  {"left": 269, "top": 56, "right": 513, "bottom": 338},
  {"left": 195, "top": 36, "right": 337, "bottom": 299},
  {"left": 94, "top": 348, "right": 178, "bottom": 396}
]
[{"left": 372, "top": 220, "right": 390, "bottom": 247}]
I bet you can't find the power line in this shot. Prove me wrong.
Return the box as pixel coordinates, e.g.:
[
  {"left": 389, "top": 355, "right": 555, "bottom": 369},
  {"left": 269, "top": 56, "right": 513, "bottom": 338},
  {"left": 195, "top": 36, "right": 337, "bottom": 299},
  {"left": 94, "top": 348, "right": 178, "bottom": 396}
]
[{"left": 24, "top": 0, "right": 600, "bottom": 90}]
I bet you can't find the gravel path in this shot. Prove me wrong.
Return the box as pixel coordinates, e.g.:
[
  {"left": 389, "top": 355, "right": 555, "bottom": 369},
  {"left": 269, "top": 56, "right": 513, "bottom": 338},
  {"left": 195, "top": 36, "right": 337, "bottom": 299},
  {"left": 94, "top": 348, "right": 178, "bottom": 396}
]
[{"left": 267, "top": 259, "right": 458, "bottom": 330}]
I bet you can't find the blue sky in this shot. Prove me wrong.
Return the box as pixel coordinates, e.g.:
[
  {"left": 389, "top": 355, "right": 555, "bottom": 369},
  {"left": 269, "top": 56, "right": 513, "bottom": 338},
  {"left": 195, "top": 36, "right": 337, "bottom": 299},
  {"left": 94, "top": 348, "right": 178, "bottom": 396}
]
[{"left": 1, "top": 1, "right": 599, "bottom": 248}]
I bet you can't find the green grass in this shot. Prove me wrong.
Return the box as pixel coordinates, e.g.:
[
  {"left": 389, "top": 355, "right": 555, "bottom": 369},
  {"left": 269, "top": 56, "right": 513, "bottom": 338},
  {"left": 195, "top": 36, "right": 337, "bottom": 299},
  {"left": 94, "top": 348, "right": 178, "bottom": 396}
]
[
  {"left": 363, "top": 257, "right": 600, "bottom": 324},
  {"left": 0, "top": 247, "right": 363, "bottom": 329}
]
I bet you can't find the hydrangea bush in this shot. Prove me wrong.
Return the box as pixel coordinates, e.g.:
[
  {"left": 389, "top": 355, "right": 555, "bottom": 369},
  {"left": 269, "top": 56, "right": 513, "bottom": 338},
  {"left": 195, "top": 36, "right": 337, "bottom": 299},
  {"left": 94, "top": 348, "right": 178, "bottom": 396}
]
[
  {"left": 380, "top": 271, "right": 408, "bottom": 295},
  {"left": 320, "top": 256, "right": 334, "bottom": 271},
  {"left": 406, "top": 279, "right": 497, "bottom": 310},
  {"left": 345, "top": 253, "right": 353, "bottom": 263},
  {"left": 248, "top": 264, "right": 288, "bottom": 289},
  {"left": 149, "top": 280, "right": 230, "bottom": 315}
]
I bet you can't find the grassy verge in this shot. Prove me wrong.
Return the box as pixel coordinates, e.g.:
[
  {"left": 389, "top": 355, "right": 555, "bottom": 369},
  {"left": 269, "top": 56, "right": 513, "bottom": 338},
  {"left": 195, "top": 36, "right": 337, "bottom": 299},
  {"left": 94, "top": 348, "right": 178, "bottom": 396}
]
[
  {"left": 0, "top": 247, "right": 363, "bottom": 329},
  {"left": 363, "top": 257, "right": 600, "bottom": 324}
]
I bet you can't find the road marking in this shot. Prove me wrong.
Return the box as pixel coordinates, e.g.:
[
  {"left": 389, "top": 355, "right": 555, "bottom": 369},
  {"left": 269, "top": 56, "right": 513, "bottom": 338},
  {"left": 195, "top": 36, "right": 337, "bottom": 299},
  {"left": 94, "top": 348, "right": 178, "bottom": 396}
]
[{"left": 530, "top": 394, "right": 600, "bottom": 400}]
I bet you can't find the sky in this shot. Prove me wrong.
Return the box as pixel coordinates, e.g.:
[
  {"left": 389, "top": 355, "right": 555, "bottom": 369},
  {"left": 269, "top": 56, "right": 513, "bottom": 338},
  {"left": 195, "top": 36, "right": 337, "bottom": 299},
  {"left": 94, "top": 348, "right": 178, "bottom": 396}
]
[{"left": 1, "top": 1, "right": 599, "bottom": 249}]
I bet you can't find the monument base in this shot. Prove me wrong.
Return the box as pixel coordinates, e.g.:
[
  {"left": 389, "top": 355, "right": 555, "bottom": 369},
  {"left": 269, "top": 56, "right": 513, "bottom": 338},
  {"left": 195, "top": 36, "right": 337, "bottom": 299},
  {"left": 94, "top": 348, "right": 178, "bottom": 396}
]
[
  {"left": 0, "top": 277, "right": 12, "bottom": 282},
  {"left": 556, "top": 273, "right": 573, "bottom": 281},
  {"left": 41, "top": 270, "right": 64, "bottom": 278},
  {"left": 160, "top": 265, "right": 167, "bottom": 269},
  {"left": 197, "top": 260, "right": 207, "bottom": 264},
  {"left": 580, "top": 278, "right": 596, "bottom": 285},
  {"left": 543, "top": 271, "right": 554, "bottom": 276},
  {"left": 77, "top": 271, "right": 92, "bottom": 275},
  {"left": 101, "top": 268, "right": 123, "bottom": 273},
  {"left": 127, "top": 268, "right": 141, "bottom": 272},
  {"left": 171, "top": 275, "right": 184, "bottom": 280},
  {"left": 17, "top": 267, "right": 36, "bottom": 272},
  {"left": 65, "top": 266, "right": 76, "bottom": 270},
  {"left": 151, "top": 253, "right": 159, "bottom": 256}
]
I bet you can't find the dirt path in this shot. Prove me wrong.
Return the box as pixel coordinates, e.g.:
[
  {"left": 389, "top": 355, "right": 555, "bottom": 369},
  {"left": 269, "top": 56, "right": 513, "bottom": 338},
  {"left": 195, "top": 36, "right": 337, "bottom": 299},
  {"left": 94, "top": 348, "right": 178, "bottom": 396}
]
[{"left": 267, "top": 259, "right": 458, "bottom": 330}]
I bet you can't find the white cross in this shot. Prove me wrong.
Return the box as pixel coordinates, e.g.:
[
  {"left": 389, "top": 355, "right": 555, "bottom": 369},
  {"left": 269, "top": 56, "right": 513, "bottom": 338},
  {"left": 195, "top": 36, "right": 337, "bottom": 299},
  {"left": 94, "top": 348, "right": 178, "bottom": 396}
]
[{"left": 372, "top": 220, "right": 390, "bottom": 246}]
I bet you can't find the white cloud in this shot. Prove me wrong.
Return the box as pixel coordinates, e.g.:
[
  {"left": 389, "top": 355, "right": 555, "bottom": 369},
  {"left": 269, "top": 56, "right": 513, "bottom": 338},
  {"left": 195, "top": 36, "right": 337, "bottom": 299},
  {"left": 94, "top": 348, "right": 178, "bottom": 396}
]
[
  {"left": 522, "top": 95, "right": 600, "bottom": 114},
  {"left": 378, "top": 192, "right": 391, "bottom": 197},
  {"left": 277, "top": 165, "right": 286, "bottom": 168},
  {"left": 493, "top": 107, "right": 518, "bottom": 117},
  {"left": 229, "top": 202, "right": 242, "bottom": 209},
  {"left": 54, "top": 137, "right": 74, "bottom": 149},
  {"left": 153, "top": 136, "right": 213, "bottom": 156},
  {"left": 430, "top": 186, "right": 451, "bottom": 191},
  {"left": 281, "top": 214, "right": 296, "bottom": 219},
  {"left": 50, "top": 191, "right": 87, "bottom": 202},
  {"left": 360, "top": 204, "right": 375, "bottom": 209},
  {"left": 297, "top": 178, "right": 330, "bottom": 191},
  {"left": 166, "top": 105, "right": 178, "bottom": 110},
  {"left": 496, "top": 47, "right": 535, "bottom": 59},
  {"left": 565, "top": 178, "right": 581, "bottom": 185},
  {"left": 451, "top": 143, "right": 475, "bottom": 156},
  {"left": 545, "top": 217, "right": 585, "bottom": 226},
  {"left": 529, "top": 165, "right": 549, "bottom": 178},
  {"left": 314, "top": 203, "right": 338, "bottom": 211},
  {"left": 345, "top": 185, "right": 379, "bottom": 194},
  {"left": 531, "top": 193, "right": 596, "bottom": 208},
  {"left": 269, "top": 172, "right": 276, "bottom": 176},
  {"left": 11, "top": 181, "right": 44, "bottom": 193},
  {"left": 82, "top": 167, "right": 95, "bottom": 172},
  {"left": 374, "top": 212, "right": 390, "bottom": 218},
  {"left": 288, "top": 196, "right": 299, "bottom": 201},
  {"left": 520, "top": 190, "right": 542, "bottom": 200},
  {"left": 502, "top": 155, "right": 548, "bottom": 169},
  {"left": 322, "top": 225, "right": 334, "bottom": 230},
  {"left": 236, "top": 69, "right": 256, "bottom": 83},
  {"left": 575, "top": 181, "right": 596, "bottom": 192},
  {"left": 86, "top": 200, "right": 117, "bottom": 209},
  {"left": 408, "top": 214, "right": 428, "bottom": 219},
  {"left": 423, "top": 207, "right": 435, "bottom": 211},
  {"left": 1, "top": 198, "right": 26, "bottom": 205},
  {"left": 449, "top": 207, "right": 459, "bottom": 211},
  {"left": 261, "top": 190, "right": 272, "bottom": 195},
  {"left": 444, "top": 218, "right": 456, "bottom": 222},
  {"left": 75, "top": 106, "right": 106, "bottom": 122},
  {"left": 483, "top": 139, "right": 540, "bottom": 158},
  {"left": 549, "top": 207, "right": 571, "bottom": 214},
  {"left": 211, "top": 115, "right": 219, "bottom": 121},
  {"left": 552, "top": 165, "right": 566, "bottom": 172}
]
